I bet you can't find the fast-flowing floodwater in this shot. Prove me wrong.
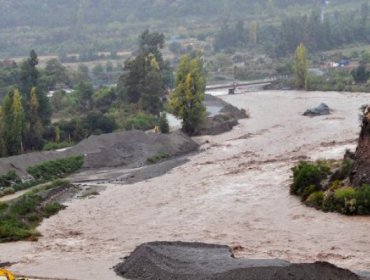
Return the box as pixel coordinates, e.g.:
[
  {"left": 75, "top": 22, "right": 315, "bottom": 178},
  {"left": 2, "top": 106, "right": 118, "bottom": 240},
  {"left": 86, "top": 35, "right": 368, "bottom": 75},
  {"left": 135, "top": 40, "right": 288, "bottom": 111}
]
[{"left": 1, "top": 90, "right": 370, "bottom": 280}]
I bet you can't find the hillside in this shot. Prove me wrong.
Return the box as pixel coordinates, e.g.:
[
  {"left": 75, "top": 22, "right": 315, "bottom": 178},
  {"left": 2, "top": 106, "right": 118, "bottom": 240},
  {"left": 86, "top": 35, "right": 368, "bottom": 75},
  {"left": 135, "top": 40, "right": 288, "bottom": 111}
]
[{"left": 0, "top": 0, "right": 361, "bottom": 58}]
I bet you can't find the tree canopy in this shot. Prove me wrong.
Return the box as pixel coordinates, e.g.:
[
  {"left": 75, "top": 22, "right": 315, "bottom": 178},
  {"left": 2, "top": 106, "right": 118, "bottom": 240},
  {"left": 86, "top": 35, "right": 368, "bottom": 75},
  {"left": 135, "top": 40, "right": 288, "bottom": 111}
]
[{"left": 169, "top": 55, "right": 206, "bottom": 135}]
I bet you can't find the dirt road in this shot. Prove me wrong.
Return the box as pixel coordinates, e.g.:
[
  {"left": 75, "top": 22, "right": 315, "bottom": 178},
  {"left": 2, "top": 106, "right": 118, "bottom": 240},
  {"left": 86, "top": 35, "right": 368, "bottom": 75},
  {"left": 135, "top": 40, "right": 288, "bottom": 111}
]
[{"left": 1, "top": 90, "right": 370, "bottom": 279}]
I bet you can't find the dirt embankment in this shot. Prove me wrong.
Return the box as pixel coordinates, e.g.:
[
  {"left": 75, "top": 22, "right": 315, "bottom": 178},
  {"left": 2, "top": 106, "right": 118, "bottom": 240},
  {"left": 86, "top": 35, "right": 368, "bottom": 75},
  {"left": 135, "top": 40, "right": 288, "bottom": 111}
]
[
  {"left": 351, "top": 106, "right": 370, "bottom": 186},
  {"left": 0, "top": 130, "right": 199, "bottom": 177},
  {"left": 115, "top": 242, "right": 364, "bottom": 280}
]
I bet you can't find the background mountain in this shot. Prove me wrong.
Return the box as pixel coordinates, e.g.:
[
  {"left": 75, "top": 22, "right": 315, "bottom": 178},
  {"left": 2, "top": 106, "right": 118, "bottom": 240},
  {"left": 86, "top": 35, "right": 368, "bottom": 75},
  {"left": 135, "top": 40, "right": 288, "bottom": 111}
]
[{"left": 0, "top": 0, "right": 357, "bottom": 58}]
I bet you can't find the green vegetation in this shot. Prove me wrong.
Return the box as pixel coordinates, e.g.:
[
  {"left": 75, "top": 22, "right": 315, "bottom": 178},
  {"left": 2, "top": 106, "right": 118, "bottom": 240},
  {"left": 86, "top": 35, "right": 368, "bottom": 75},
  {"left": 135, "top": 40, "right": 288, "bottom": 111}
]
[
  {"left": 0, "top": 156, "right": 84, "bottom": 198},
  {"left": 0, "top": 179, "right": 71, "bottom": 242},
  {"left": 169, "top": 55, "right": 206, "bottom": 135},
  {"left": 290, "top": 161, "right": 330, "bottom": 198},
  {"left": 43, "top": 141, "right": 74, "bottom": 151},
  {"left": 291, "top": 159, "right": 370, "bottom": 215},
  {"left": 123, "top": 113, "right": 157, "bottom": 131},
  {"left": 117, "top": 30, "right": 171, "bottom": 115},
  {"left": 294, "top": 43, "right": 308, "bottom": 90},
  {"left": 0, "top": 51, "right": 51, "bottom": 156},
  {"left": 147, "top": 153, "right": 171, "bottom": 164},
  {"left": 0, "top": 171, "right": 21, "bottom": 189},
  {"left": 27, "top": 155, "right": 84, "bottom": 181},
  {"left": 159, "top": 112, "right": 170, "bottom": 134}
]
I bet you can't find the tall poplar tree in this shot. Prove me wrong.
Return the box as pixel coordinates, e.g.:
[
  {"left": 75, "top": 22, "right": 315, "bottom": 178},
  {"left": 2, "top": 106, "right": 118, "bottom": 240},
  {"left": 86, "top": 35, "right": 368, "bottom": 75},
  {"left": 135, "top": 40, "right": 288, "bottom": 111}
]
[
  {"left": 0, "top": 106, "right": 6, "bottom": 157},
  {"left": 169, "top": 55, "right": 206, "bottom": 135},
  {"left": 4, "top": 89, "right": 25, "bottom": 155},
  {"left": 294, "top": 43, "right": 308, "bottom": 89},
  {"left": 27, "top": 87, "right": 44, "bottom": 150},
  {"left": 20, "top": 50, "right": 51, "bottom": 125}
]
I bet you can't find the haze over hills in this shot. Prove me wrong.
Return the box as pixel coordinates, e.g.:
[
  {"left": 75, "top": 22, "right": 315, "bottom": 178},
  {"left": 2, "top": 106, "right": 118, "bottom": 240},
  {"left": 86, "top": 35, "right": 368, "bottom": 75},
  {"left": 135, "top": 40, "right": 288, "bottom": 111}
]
[
  {"left": 0, "top": 0, "right": 315, "bottom": 28},
  {"left": 0, "top": 0, "right": 362, "bottom": 57}
]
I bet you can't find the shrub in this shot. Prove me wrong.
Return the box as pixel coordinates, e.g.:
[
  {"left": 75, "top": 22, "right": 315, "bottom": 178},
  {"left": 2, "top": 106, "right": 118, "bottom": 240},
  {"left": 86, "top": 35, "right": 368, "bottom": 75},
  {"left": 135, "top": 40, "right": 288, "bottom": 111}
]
[
  {"left": 124, "top": 113, "right": 156, "bottom": 131},
  {"left": 322, "top": 191, "right": 336, "bottom": 212},
  {"left": 159, "top": 112, "right": 170, "bottom": 134},
  {"left": 356, "top": 185, "right": 370, "bottom": 215},
  {"left": 2, "top": 187, "right": 15, "bottom": 196},
  {"left": 0, "top": 218, "right": 32, "bottom": 242},
  {"left": 301, "top": 185, "right": 320, "bottom": 201},
  {"left": 290, "top": 161, "right": 330, "bottom": 196},
  {"left": 306, "top": 191, "right": 324, "bottom": 209},
  {"left": 0, "top": 171, "right": 21, "bottom": 188},
  {"left": 27, "top": 155, "right": 84, "bottom": 181},
  {"left": 147, "top": 153, "right": 171, "bottom": 164},
  {"left": 0, "top": 181, "right": 72, "bottom": 242},
  {"left": 334, "top": 187, "right": 357, "bottom": 214},
  {"left": 335, "top": 187, "right": 356, "bottom": 202},
  {"left": 43, "top": 141, "right": 74, "bottom": 151},
  {"left": 43, "top": 203, "right": 66, "bottom": 217}
]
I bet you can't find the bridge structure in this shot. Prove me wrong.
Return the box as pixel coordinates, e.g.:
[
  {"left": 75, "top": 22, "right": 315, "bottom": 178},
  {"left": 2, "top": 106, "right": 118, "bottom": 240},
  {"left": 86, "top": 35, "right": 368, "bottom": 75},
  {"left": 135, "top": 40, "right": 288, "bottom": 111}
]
[{"left": 205, "top": 78, "right": 276, "bottom": 94}]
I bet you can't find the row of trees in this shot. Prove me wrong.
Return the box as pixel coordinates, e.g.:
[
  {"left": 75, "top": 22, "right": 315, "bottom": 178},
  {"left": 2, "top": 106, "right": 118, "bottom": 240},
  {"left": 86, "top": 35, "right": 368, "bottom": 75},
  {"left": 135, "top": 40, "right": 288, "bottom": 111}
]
[
  {"left": 0, "top": 51, "right": 51, "bottom": 156},
  {"left": 274, "top": 4, "right": 370, "bottom": 56},
  {"left": 214, "top": 20, "right": 258, "bottom": 51},
  {"left": 117, "top": 30, "right": 206, "bottom": 134},
  {"left": 0, "top": 30, "right": 207, "bottom": 158},
  {"left": 214, "top": 3, "right": 370, "bottom": 57},
  {"left": 0, "top": 87, "right": 45, "bottom": 156}
]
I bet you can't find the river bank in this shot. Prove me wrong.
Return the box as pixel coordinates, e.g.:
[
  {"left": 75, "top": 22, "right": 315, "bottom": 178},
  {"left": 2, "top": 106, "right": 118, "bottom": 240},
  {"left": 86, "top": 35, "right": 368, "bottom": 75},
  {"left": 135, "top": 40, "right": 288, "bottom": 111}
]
[{"left": 1, "top": 90, "right": 370, "bottom": 279}]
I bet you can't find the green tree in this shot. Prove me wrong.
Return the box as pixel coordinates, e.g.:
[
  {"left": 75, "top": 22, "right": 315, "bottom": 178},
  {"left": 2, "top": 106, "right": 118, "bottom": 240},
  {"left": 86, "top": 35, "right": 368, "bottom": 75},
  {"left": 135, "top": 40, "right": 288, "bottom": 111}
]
[
  {"left": 26, "top": 87, "right": 44, "bottom": 150},
  {"left": 159, "top": 112, "right": 170, "bottom": 134},
  {"left": 169, "top": 55, "right": 206, "bottom": 135},
  {"left": 77, "top": 82, "right": 94, "bottom": 110},
  {"left": 19, "top": 50, "right": 51, "bottom": 125},
  {"left": 351, "top": 64, "right": 369, "bottom": 83},
  {"left": 294, "top": 43, "right": 308, "bottom": 89},
  {"left": 117, "top": 31, "right": 167, "bottom": 113},
  {"left": 3, "top": 89, "right": 25, "bottom": 155},
  {"left": 249, "top": 21, "right": 258, "bottom": 45},
  {"left": 0, "top": 106, "right": 6, "bottom": 157},
  {"left": 20, "top": 50, "right": 39, "bottom": 95},
  {"left": 139, "top": 30, "right": 165, "bottom": 68},
  {"left": 55, "top": 125, "right": 61, "bottom": 143},
  {"left": 140, "top": 55, "right": 165, "bottom": 114}
]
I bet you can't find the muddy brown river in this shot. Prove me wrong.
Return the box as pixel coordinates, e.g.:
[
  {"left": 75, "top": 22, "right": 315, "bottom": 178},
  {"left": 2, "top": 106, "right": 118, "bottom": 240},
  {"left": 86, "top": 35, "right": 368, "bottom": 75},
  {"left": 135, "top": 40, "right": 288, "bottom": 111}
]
[{"left": 1, "top": 90, "right": 370, "bottom": 279}]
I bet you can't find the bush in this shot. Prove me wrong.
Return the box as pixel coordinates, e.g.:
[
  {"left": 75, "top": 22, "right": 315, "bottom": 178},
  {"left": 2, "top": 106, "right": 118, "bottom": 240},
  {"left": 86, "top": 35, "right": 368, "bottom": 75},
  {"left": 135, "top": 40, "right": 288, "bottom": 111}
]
[
  {"left": 147, "top": 153, "right": 171, "bottom": 164},
  {"left": 306, "top": 191, "right": 324, "bottom": 209},
  {"left": 0, "top": 171, "right": 21, "bottom": 188},
  {"left": 290, "top": 161, "right": 330, "bottom": 196},
  {"left": 301, "top": 184, "right": 320, "bottom": 201},
  {"left": 334, "top": 187, "right": 357, "bottom": 214},
  {"left": 0, "top": 180, "right": 72, "bottom": 242},
  {"left": 322, "top": 191, "right": 336, "bottom": 212},
  {"left": 43, "top": 141, "right": 74, "bottom": 151},
  {"left": 335, "top": 187, "right": 356, "bottom": 202},
  {"left": 27, "top": 155, "right": 84, "bottom": 181},
  {"left": 43, "top": 203, "right": 66, "bottom": 217},
  {"left": 159, "top": 112, "right": 170, "bottom": 134},
  {"left": 2, "top": 187, "right": 15, "bottom": 195},
  {"left": 124, "top": 112, "right": 157, "bottom": 131},
  {"left": 356, "top": 185, "right": 370, "bottom": 215}
]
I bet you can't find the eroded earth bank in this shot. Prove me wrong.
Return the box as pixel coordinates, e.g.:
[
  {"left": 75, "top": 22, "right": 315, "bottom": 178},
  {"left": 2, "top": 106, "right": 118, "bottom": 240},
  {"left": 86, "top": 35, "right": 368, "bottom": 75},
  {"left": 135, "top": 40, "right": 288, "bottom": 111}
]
[{"left": 1, "top": 90, "right": 370, "bottom": 279}]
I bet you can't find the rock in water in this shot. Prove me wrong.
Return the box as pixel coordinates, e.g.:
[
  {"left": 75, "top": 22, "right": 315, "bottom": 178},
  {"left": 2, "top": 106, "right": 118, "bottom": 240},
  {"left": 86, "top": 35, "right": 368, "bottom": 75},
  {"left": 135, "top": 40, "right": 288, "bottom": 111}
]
[
  {"left": 114, "top": 241, "right": 361, "bottom": 280},
  {"left": 303, "top": 103, "right": 331, "bottom": 116},
  {"left": 351, "top": 106, "right": 370, "bottom": 186}
]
